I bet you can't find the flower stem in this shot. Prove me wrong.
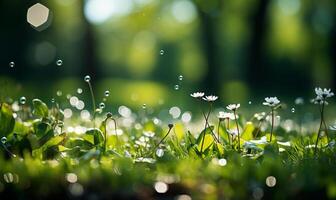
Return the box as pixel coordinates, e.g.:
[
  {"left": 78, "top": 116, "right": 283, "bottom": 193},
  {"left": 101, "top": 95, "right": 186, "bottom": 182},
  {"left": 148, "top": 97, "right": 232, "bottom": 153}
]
[
  {"left": 270, "top": 109, "right": 274, "bottom": 142},
  {"left": 152, "top": 125, "right": 174, "bottom": 153},
  {"left": 87, "top": 81, "right": 96, "bottom": 128},
  {"left": 200, "top": 103, "right": 213, "bottom": 153},
  {"left": 217, "top": 119, "right": 221, "bottom": 142},
  {"left": 314, "top": 102, "right": 325, "bottom": 154},
  {"left": 234, "top": 110, "right": 240, "bottom": 151}
]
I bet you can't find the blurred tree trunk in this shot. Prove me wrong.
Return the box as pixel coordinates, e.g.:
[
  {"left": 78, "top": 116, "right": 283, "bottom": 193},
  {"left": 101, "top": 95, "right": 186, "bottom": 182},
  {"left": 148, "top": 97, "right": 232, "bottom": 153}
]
[
  {"left": 196, "top": 1, "right": 222, "bottom": 94},
  {"left": 330, "top": 16, "right": 336, "bottom": 89},
  {"left": 79, "top": 0, "right": 97, "bottom": 79},
  {"left": 246, "top": 0, "right": 270, "bottom": 90}
]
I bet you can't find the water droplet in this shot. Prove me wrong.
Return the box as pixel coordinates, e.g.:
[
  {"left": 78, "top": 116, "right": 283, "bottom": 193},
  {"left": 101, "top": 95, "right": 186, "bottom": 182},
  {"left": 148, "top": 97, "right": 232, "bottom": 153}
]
[
  {"left": 56, "top": 59, "right": 63, "bottom": 66},
  {"left": 156, "top": 149, "right": 164, "bottom": 157},
  {"left": 105, "top": 90, "right": 110, "bottom": 97},
  {"left": 84, "top": 75, "right": 91, "bottom": 82},
  {"left": 174, "top": 85, "right": 179, "bottom": 90},
  {"left": 291, "top": 108, "right": 295, "bottom": 113},
  {"left": 19, "top": 97, "right": 26, "bottom": 105},
  {"left": 9, "top": 62, "right": 15, "bottom": 68},
  {"left": 1, "top": 137, "right": 7, "bottom": 144},
  {"left": 248, "top": 101, "right": 252, "bottom": 105},
  {"left": 178, "top": 75, "right": 183, "bottom": 81},
  {"left": 160, "top": 50, "right": 164, "bottom": 55},
  {"left": 56, "top": 90, "right": 62, "bottom": 96},
  {"left": 142, "top": 104, "right": 146, "bottom": 109},
  {"left": 77, "top": 88, "right": 83, "bottom": 94},
  {"left": 99, "top": 102, "right": 105, "bottom": 109},
  {"left": 51, "top": 98, "right": 55, "bottom": 103}
]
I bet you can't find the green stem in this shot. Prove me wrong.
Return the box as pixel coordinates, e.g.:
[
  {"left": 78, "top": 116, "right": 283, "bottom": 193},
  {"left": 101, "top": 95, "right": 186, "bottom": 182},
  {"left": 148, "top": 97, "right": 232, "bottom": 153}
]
[
  {"left": 87, "top": 81, "right": 96, "bottom": 128},
  {"left": 270, "top": 109, "right": 274, "bottom": 142},
  {"left": 200, "top": 103, "right": 212, "bottom": 153},
  {"left": 217, "top": 119, "right": 221, "bottom": 142},
  {"left": 234, "top": 110, "right": 240, "bottom": 151},
  {"left": 314, "top": 102, "right": 325, "bottom": 155},
  {"left": 153, "top": 125, "right": 173, "bottom": 151}
]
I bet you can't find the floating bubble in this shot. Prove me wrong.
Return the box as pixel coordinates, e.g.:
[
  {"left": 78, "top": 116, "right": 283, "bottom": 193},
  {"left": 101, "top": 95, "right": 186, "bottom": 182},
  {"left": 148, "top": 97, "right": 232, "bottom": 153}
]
[
  {"left": 68, "top": 183, "right": 84, "bottom": 196},
  {"left": 27, "top": 3, "right": 50, "bottom": 31},
  {"left": 56, "top": 90, "right": 62, "bottom": 96},
  {"left": 76, "top": 101, "right": 85, "bottom": 110},
  {"left": 9, "top": 62, "right": 15, "bottom": 68},
  {"left": 265, "top": 176, "right": 276, "bottom": 187},
  {"left": 19, "top": 97, "right": 26, "bottom": 105},
  {"left": 64, "top": 108, "right": 73, "bottom": 118},
  {"left": 1, "top": 137, "right": 7, "bottom": 144},
  {"left": 218, "top": 158, "right": 227, "bottom": 166},
  {"left": 156, "top": 149, "right": 164, "bottom": 157},
  {"left": 99, "top": 102, "right": 105, "bottom": 109},
  {"left": 66, "top": 173, "right": 78, "bottom": 183},
  {"left": 105, "top": 90, "right": 110, "bottom": 97},
  {"left": 160, "top": 50, "right": 164, "bottom": 55},
  {"left": 56, "top": 59, "right": 63, "bottom": 66},
  {"left": 178, "top": 75, "right": 183, "bottom": 81},
  {"left": 291, "top": 108, "right": 295, "bottom": 113},
  {"left": 181, "top": 112, "right": 192, "bottom": 123},
  {"left": 77, "top": 88, "right": 83, "bottom": 94},
  {"left": 174, "top": 85, "right": 179, "bottom": 90},
  {"left": 84, "top": 75, "right": 91, "bottom": 82},
  {"left": 154, "top": 181, "right": 168, "bottom": 193}
]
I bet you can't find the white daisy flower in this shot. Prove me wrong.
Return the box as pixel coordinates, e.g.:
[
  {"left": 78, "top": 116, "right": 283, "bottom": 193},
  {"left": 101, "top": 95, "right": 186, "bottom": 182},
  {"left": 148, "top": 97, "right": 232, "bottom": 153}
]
[
  {"left": 262, "top": 97, "right": 280, "bottom": 107},
  {"left": 315, "top": 87, "right": 334, "bottom": 98},
  {"left": 311, "top": 96, "right": 325, "bottom": 105},
  {"left": 218, "top": 111, "right": 237, "bottom": 120},
  {"left": 226, "top": 104, "right": 240, "bottom": 111},
  {"left": 254, "top": 112, "right": 266, "bottom": 121},
  {"left": 190, "top": 92, "right": 205, "bottom": 98},
  {"left": 202, "top": 95, "right": 218, "bottom": 102}
]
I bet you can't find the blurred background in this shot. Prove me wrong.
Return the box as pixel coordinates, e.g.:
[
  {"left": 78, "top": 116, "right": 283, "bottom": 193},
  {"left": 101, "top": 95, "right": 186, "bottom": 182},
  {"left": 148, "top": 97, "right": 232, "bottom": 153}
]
[{"left": 0, "top": 0, "right": 335, "bottom": 111}]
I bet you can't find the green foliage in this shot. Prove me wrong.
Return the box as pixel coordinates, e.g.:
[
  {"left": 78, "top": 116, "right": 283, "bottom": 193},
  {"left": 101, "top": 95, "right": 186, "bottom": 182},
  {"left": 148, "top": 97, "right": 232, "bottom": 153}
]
[
  {"left": 32, "top": 99, "right": 49, "bottom": 118},
  {"left": 0, "top": 103, "right": 15, "bottom": 137},
  {"left": 0, "top": 99, "right": 335, "bottom": 199}
]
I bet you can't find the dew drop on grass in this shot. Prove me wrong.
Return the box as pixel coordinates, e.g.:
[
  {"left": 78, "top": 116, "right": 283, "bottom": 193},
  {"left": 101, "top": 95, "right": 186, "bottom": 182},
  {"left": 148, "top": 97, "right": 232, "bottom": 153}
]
[
  {"left": 84, "top": 75, "right": 91, "bottom": 82},
  {"left": 178, "top": 75, "right": 183, "bottom": 81},
  {"left": 77, "top": 88, "right": 83, "bottom": 94},
  {"left": 1, "top": 137, "right": 7, "bottom": 144},
  {"left": 291, "top": 108, "right": 295, "bottom": 113},
  {"left": 160, "top": 50, "right": 164, "bottom": 55},
  {"left": 99, "top": 102, "right": 105, "bottom": 109},
  {"left": 156, "top": 148, "right": 164, "bottom": 157},
  {"left": 19, "top": 97, "right": 26, "bottom": 105},
  {"left": 56, "top": 59, "right": 63, "bottom": 66},
  {"left": 9, "top": 62, "right": 15, "bottom": 68},
  {"left": 105, "top": 90, "right": 110, "bottom": 97},
  {"left": 174, "top": 85, "right": 179, "bottom": 90}
]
